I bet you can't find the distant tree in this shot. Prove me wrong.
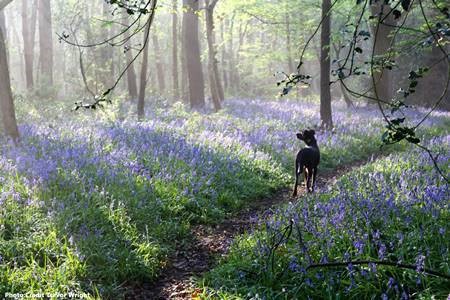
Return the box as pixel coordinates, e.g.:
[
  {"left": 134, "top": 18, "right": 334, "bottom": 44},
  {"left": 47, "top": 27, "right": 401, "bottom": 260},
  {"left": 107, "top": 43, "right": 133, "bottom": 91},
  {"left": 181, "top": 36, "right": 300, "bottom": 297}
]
[
  {"left": 38, "top": 0, "right": 53, "bottom": 87},
  {"left": 21, "top": 0, "right": 37, "bottom": 90},
  {"left": 172, "top": 0, "right": 179, "bottom": 100},
  {"left": 137, "top": 1, "right": 157, "bottom": 120},
  {"left": 205, "top": 0, "right": 224, "bottom": 111},
  {"left": 183, "top": 0, "right": 205, "bottom": 109},
  {"left": 320, "top": 0, "right": 333, "bottom": 129},
  {"left": 0, "top": 3, "right": 19, "bottom": 141},
  {"left": 369, "top": 2, "right": 396, "bottom": 103}
]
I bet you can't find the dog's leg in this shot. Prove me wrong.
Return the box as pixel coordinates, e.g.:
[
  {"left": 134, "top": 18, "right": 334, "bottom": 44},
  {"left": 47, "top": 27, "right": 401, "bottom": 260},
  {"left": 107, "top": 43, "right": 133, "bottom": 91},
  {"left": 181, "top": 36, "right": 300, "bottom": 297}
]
[
  {"left": 303, "top": 168, "right": 308, "bottom": 191},
  {"left": 306, "top": 167, "right": 312, "bottom": 193},
  {"left": 312, "top": 167, "right": 317, "bottom": 192},
  {"left": 292, "top": 160, "right": 300, "bottom": 197}
]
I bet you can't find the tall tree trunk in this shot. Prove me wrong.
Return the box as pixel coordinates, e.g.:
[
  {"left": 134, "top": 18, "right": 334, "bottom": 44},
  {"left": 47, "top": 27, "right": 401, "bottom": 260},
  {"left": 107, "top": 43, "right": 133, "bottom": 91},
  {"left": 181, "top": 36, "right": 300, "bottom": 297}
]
[
  {"left": 220, "top": 19, "right": 228, "bottom": 94},
  {"left": 180, "top": 10, "right": 189, "bottom": 104},
  {"left": 172, "top": 0, "right": 179, "bottom": 100},
  {"left": 205, "top": 0, "right": 223, "bottom": 111},
  {"left": 412, "top": 45, "right": 450, "bottom": 110},
  {"left": 38, "top": 0, "right": 53, "bottom": 87},
  {"left": 0, "top": 20, "right": 19, "bottom": 140},
  {"left": 0, "top": 8, "right": 7, "bottom": 61},
  {"left": 183, "top": 0, "right": 205, "bottom": 109},
  {"left": 138, "top": 14, "right": 154, "bottom": 120},
  {"left": 30, "top": 0, "right": 37, "bottom": 83},
  {"left": 320, "top": 0, "right": 333, "bottom": 129},
  {"left": 333, "top": 43, "right": 354, "bottom": 109},
  {"left": 101, "top": 2, "right": 113, "bottom": 88},
  {"left": 122, "top": 14, "right": 138, "bottom": 100},
  {"left": 152, "top": 33, "right": 166, "bottom": 93},
  {"left": 228, "top": 16, "right": 235, "bottom": 94},
  {"left": 22, "top": 0, "right": 35, "bottom": 89},
  {"left": 370, "top": 3, "right": 395, "bottom": 103}
]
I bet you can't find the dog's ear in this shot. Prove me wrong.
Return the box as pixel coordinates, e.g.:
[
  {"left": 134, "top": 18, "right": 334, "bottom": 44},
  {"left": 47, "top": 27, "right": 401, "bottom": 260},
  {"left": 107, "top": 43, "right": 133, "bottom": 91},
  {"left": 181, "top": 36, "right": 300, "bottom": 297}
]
[
  {"left": 296, "top": 133, "right": 303, "bottom": 140},
  {"left": 308, "top": 129, "right": 316, "bottom": 136}
]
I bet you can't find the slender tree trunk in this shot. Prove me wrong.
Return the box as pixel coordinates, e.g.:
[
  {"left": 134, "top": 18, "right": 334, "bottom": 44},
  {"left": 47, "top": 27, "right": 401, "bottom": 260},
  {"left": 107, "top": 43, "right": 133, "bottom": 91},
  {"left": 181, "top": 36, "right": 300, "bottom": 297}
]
[
  {"left": 228, "top": 15, "right": 235, "bottom": 94},
  {"left": 137, "top": 1, "right": 157, "bottom": 120},
  {"left": 122, "top": 14, "right": 138, "bottom": 100},
  {"left": 22, "top": 0, "right": 34, "bottom": 89},
  {"left": 38, "top": 0, "right": 53, "bottom": 87},
  {"left": 205, "top": 0, "right": 223, "bottom": 111},
  {"left": 333, "top": 43, "right": 354, "bottom": 109},
  {"left": 0, "top": 21, "right": 19, "bottom": 140},
  {"left": 138, "top": 21, "right": 151, "bottom": 119},
  {"left": 152, "top": 33, "right": 166, "bottom": 93},
  {"left": 220, "top": 19, "right": 228, "bottom": 94},
  {"left": 320, "top": 0, "right": 333, "bottom": 129},
  {"left": 370, "top": 3, "right": 395, "bottom": 103},
  {"left": 30, "top": 0, "right": 37, "bottom": 83},
  {"left": 180, "top": 10, "right": 189, "bottom": 104},
  {"left": 172, "top": 0, "right": 179, "bottom": 100},
  {"left": 183, "top": 0, "right": 205, "bottom": 109},
  {"left": 101, "top": 2, "right": 113, "bottom": 88}
]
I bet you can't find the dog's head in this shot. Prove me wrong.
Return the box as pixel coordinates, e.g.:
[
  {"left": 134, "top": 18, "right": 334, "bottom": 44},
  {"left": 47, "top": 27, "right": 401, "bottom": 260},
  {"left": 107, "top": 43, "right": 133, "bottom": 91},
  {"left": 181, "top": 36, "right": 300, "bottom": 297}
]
[{"left": 296, "top": 129, "right": 316, "bottom": 146}]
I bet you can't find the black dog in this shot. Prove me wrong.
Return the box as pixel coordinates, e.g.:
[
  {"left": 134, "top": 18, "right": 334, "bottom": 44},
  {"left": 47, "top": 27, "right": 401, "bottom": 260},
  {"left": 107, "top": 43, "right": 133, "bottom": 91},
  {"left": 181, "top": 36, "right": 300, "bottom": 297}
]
[{"left": 292, "top": 129, "right": 320, "bottom": 196}]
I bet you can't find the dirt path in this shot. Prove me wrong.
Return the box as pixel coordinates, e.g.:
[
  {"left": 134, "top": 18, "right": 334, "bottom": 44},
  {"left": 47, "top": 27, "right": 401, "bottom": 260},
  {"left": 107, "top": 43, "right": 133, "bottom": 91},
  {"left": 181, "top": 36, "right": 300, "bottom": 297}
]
[{"left": 125, "top": 155, "right": 381, "bottom": 299}]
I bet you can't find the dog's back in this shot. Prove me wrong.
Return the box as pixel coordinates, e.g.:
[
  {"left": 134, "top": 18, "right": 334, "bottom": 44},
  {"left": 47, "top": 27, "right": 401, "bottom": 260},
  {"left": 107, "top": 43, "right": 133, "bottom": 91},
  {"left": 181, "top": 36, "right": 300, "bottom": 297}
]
[
  {"left": 293, "top": 129, "right": 320, "bottom": 196},
  {"left": 296, "top": 147, "right": 320, "bottom": 169}
]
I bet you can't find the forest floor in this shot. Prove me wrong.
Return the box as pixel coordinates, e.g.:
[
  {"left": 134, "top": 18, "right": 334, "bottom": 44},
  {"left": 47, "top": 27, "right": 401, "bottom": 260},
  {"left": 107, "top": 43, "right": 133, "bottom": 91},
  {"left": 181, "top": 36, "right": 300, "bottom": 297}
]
[{"left": 125, "top": 153, "right": 384, "bottom": 299}]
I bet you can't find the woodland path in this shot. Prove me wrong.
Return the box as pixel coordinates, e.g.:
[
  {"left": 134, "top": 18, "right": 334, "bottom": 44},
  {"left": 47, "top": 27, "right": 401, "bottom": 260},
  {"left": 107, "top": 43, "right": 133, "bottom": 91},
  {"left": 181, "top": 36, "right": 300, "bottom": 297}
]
[{"left": 125, "top": 154, "right": 383, "bottom": 299}]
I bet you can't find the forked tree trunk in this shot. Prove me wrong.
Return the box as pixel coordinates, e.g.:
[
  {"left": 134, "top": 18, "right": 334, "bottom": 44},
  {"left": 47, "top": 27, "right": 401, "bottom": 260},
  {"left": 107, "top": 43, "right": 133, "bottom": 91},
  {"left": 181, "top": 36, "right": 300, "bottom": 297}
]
[
  {"left": 182, "top": 0, "right": 205, "bottom": 109},
  {"left": 137, "top": 0, "right": 157, "bottom": 120},
  {"left": 320, "top": 0, "right": 333, "bottom": 129},
  {"left": 38, "top": 0, "right": 53, "bottom": 86},
  {"left": 0, "top": 21, "right": 19, "bottom": 140},
  {"left": 172, "top": 0, "right": 179, "bottom": 100}
]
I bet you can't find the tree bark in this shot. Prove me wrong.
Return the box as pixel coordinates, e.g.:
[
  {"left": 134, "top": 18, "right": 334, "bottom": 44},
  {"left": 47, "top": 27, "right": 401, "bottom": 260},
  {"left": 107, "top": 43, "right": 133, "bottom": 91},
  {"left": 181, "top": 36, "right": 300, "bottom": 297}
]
[
  {"left": 22, "top": 0, "right": 34, "bottom": 89},
  {"left": 370, "top": 3, "right": 395, "bottom": 103},
  {"left": 320, "top": 0, "right": 333, "bottom": 129},
  {"left": 0, "top": 8, "right": 6, "bottom": 60},
  {"left": 38, "top": 0, "right": 53, "bottom": 86},
  {"left": 172, "top": 0, "right": 179, "bottom": 100},
  {"left": 182, "top": 0, "right": 205, "bottom": 109},
  {"left": 138, "top": 16, "right": 153, "bottom": 120},
  {"left": 333, "top": 43, "right": 354, "bottom": 109},
  {"left": 205, "top": 0, "right": 223, "bottom": 111},
  {"left": 0, "top": 20, "right": 19, "bottom": 140},
  {"left": 137, "top": 0, "right": 157, "bottom": 120},
  {"left": 152, "top": 33, "right": 166, "bottom": 93},
  {"left": 0, "top": 0, "right": 14, "bottom": 11},
  {"left": 180, "top": 8, "right": 189, "bottom": 104}
]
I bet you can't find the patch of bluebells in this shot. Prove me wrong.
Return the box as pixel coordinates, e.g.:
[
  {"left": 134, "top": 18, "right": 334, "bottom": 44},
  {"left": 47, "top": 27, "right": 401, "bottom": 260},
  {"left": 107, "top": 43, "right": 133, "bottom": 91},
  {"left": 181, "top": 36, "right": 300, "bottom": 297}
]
[
  {"left": 209, "top": 135, "right": 449, "bottom": 298},
  {"left": 0, "top": 99, "right": 448, "bottom": 296}
]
